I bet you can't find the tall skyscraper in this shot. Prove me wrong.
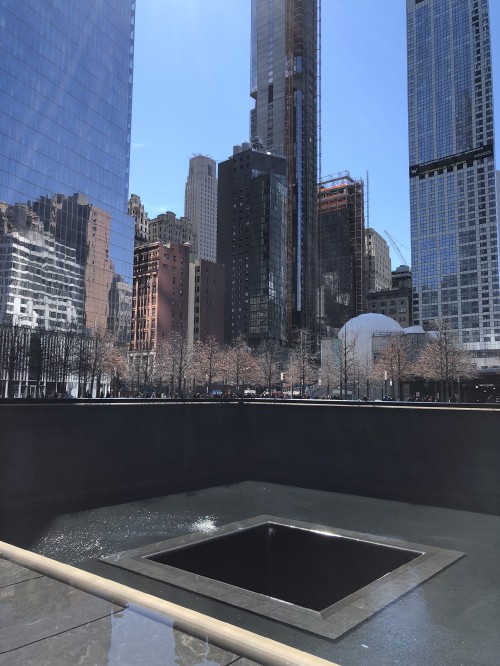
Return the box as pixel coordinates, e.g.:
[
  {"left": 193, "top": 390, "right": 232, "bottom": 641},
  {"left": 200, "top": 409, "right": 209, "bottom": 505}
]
[
  {"left": 0, "top": 0, "right": 135, "bottom": 334},
  {"left": 250, "top": 0, "right": 318, "bottom": 340},
  {"left": 407, "top": 0, "right": 499, "bottom": 354},
  {"left": 217, "top": 146, "right": 288, "bottom": 346},
  {"left": 184, "top": 155, "right": 218, "bottom": 263}
]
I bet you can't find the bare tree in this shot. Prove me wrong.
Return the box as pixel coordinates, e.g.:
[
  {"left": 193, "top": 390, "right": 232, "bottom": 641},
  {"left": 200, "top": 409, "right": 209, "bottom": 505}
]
[
  {"left": 225, "top": 335, "right": 256, "bottom": 395},
  {"left": 127, "top": 347, "right": 156, "bottom": 396},
  {"left": 51, "top": 325, "right": 79, "bottom": 396},
  {"left": 290, "top": 329, "right": 318, "bottom": 396},
  {"left": 254, "top": 339, "right": 282, "bottom": 395},
  {"left": 371, "top": 332, "right": 414, "bottom": 400},
  {"left": 86, "top": 327, "right": 116, "bottom": 397},
  {"left": 338, "top": 323, "right": 359, "bottom": 399},
  {"left": 195, "top": 334, "right": 224, "bottom": 395},
  {"left": 157, "top": 324, "right": 192, "bottom": 396},
  {"left": 319, "top": 338, "right": 341, "bottom": 397},
  {"left": 414, "top": 319, "right": 475, "bottom": 401},
  {"left": 106, "top": 341, "right": 128, "bottom": 395},
  {"left": 0, "top": 322, "right": 31, "bottom": 397}
]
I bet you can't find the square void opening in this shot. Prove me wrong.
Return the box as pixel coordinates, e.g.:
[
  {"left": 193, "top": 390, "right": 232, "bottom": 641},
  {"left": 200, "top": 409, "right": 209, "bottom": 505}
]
[
  {"left": 147, "top": 522, "right": 419, "bottom": 612},
  {"left": 105, "top": 516, "right": 464, "bottom": 640}
]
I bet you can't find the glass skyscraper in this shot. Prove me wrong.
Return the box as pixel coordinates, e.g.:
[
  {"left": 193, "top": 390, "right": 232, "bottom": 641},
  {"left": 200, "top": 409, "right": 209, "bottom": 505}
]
[
  {"left": 218, "top": 146, "right": 288, "bottom": 346},
  {"left": 250, "top": 0, "right": 318, "bottom": 341},
  {"left": 0, "top": 0, "right": 135, "bottom": 335},
  {"left": 407, "top": 0, "right": 499, "bottom": 353}
]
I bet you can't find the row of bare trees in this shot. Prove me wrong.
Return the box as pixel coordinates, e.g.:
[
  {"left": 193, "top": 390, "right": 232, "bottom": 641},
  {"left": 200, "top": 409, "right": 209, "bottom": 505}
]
[
  {"left": 128, "top": 333, "right": 317, "bottom": 397},
  {"left": 0, "top": 318, "right": 478, "bottom": 400},
  {"left": 372, "top": 320, "right": 476, "bottom": 401},
  {"left": 0, "top": 323, "right": 122, "bottom": 397},
  {"left": 321, "top": 319, "right": 476, "bottom": 401},
  {"left": 1, "top": 321, "right": 316, "bottom": 398}
]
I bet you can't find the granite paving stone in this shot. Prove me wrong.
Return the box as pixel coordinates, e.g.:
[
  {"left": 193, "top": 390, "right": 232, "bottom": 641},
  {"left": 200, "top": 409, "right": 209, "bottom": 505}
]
[
  {"left": 0, "top": 575, "right": 122, "bottom": 653},
  {"left": 0, "top": 559, "right": 42, "bottom": 588},
  {"left": 0, "top": 607, "right": 241, "bottom": 665}
]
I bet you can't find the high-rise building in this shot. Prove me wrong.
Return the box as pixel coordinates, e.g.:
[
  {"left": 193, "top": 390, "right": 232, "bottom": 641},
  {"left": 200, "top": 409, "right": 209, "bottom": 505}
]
[
  {"left": 250, "top": 0, "right": 318, "bottom": 339},
  {"left": 364, "top": 229, "right": 392, "bottom": 294},
  {"left": 0, "top": 0, "right": 135, "bottom": 334},
  {"left": 318, "top": 174, "right": 365, "bottom": 331},
  {"left": 184, "top": 156, "right": 218, "bottom": 263},
  {"left": 217, "top": 146, "right": 288, "bottom": 346},
  {"left": 407, "top": 0, "right": 499, "bottom": 354}
]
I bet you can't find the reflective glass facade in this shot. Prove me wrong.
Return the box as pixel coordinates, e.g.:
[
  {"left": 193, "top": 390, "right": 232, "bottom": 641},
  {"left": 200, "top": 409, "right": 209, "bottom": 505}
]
[
  {"left": 217, "top": 148, "right": 288, "bottom": 346},
  {"left": 250, "top": 0, "right": 318, "bottom": 340},
  {"left": 407, "top": 0, "right": 499, "bottom": 351},
  {"left": 0, "top": 0, "right": 135, "bottom": 334}
]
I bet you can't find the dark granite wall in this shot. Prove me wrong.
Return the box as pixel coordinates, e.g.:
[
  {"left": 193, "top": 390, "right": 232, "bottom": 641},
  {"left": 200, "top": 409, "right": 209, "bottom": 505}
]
[{"left": 0, "top": 401, "right": 499, "bottom": 515}]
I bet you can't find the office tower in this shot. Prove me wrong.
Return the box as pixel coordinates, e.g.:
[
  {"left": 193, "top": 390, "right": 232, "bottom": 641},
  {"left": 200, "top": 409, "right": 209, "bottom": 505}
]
[
  {"left": 318, "top": 174, "right": 365, "bottom": 330},
  {"left": 0, "top": 0, "right": 135, "bottom": 333},
  {"left": 250, "top": 0, "right": 318, "bottom": 339},
  {"left": 407, "top": 0, "right": 499, "bottom": 353},
  {"left": 129, "top": 194, "right": 149, "bottom": 244},
  {"left": 365, "top": 229, "right": 392, "bottom": 293},
  {"left": 148, "top": 212, "right": 198, "bottom": 256},
  {"left": 184, "top": 156, "right": 218, "bottom": 263},
  {"left": 217, "top": 146, "right": 288, "bottom": 346}
]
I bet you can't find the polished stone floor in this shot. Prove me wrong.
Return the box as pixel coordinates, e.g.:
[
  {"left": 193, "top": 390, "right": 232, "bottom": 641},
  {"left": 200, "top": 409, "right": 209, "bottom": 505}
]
[
  {"left": 0, "top": 559, "right": 259, "bottom": 665},
  {"left": 2, "top": 481, "right": 500, "bottom": 665}
]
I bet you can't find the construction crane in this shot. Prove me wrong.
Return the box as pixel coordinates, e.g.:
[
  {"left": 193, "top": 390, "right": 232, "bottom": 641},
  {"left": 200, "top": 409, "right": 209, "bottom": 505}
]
[{"left": 384, "top": 230, "right": 409, "bottom": 266}]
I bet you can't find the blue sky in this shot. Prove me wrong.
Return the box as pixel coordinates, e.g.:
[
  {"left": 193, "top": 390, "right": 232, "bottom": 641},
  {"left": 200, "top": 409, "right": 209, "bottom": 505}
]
[{"left": 129, "top": 0, "right": 500, "bottom": 267}]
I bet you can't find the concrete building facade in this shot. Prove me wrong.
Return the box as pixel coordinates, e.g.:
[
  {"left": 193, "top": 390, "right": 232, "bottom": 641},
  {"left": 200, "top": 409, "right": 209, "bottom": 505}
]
[
  {"left": 148, "top": 212, "right": 198, "bottom": 257},
  {"left": 366, "top": 265, "right": 413, "bottom": 328},
  {"left": 184, "top": 156, "right": 218, "bottom": 263},
  {"left": 364, "top": 228, "right": 392, "bottom": 293}
]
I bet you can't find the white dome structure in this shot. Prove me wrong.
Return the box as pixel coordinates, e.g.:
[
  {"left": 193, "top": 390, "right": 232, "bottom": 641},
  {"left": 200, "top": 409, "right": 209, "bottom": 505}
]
[
  {"left": 403, "top": 324, "right": 425, "bottom": 334},
  {"left": 339, "top": 313, "right": 402, "bottom": 364}
]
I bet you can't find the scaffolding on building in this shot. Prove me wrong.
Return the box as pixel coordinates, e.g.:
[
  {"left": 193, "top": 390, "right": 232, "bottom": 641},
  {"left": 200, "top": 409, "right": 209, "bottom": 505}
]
[{"left": 318, "top": 173, "right": 365, "bottom": 327}]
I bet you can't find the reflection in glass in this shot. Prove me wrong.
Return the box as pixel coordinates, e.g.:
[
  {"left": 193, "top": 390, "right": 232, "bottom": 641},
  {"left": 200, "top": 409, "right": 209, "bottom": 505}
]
[{"left": 0, "top": 0, "right": 135, "bottom": 337}]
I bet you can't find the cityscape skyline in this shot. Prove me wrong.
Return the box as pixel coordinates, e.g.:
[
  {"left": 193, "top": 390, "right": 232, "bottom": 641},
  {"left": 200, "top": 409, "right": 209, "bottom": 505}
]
[{"left": 129, "top": 0, "right": 500, "bottom": 267}]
